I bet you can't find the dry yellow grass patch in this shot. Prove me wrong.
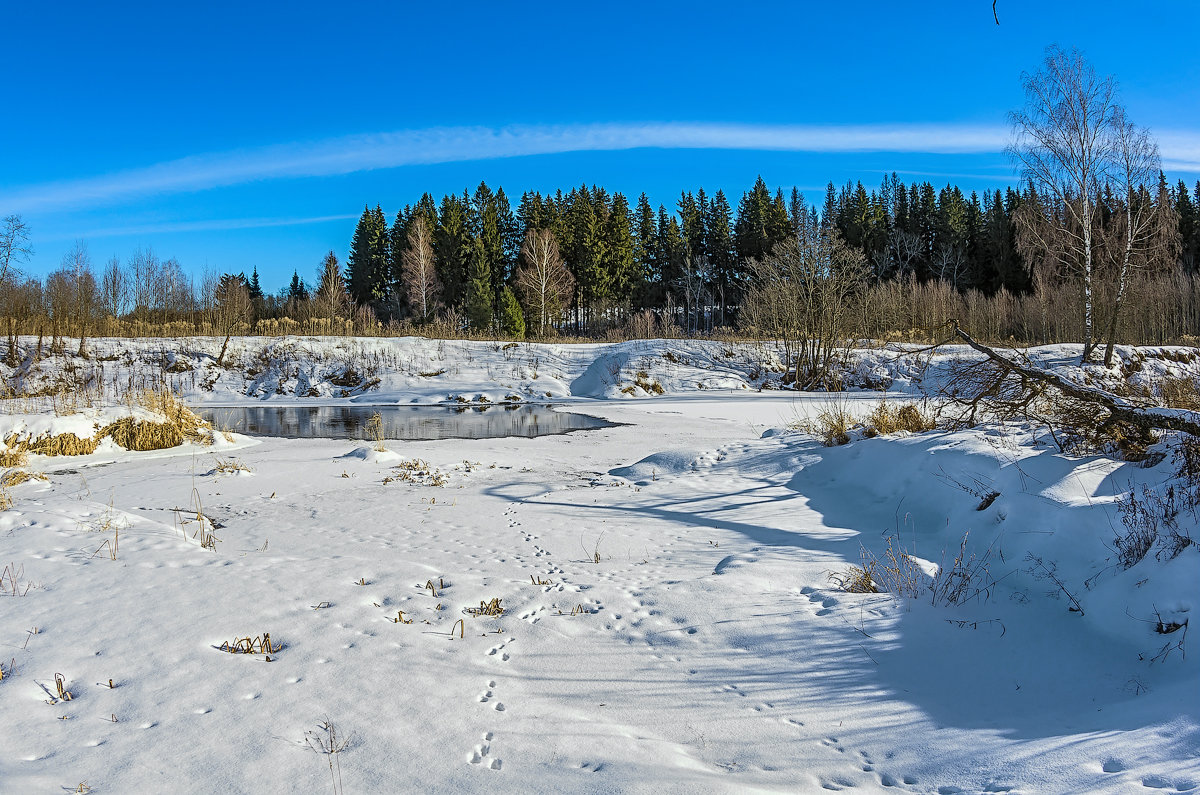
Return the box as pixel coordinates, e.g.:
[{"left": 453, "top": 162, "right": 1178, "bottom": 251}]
[
  {"left": 1, "top": 388, "right": 213, "bottom": 458},
  {"left": 101, "top": 417, "right": 183, "bottom": 451},
  {"left": 0, "top": 469, "right": 48, "bottom": 489},
  {"left": 1159, "top": 377, "right": 1200, "bottom": 411},
  {"left": 864, "top": 400, "right": 937, "bottom": 437},
  {"left": 0, "top": 449, "right": 27, "bottom": 467}
]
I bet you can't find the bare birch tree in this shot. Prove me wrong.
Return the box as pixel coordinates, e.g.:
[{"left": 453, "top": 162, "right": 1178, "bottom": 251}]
[
  {"left": 100, "top": 256, "right": 130, "bottom": 323},
  {"left": 516, "top": 229, "right": 574, "bottom": 337},
  {"left": 61, "top": 240, "right": 98, "bottom": 356},
  {"left": 1009, "top": 46, "right": 1120, "bottom": 362},
  {"left": 0, "top": 215, "right": 32, "bottom": 285},
  {"left": 0, "top": 215, "right": 33, "bottom": 364},
  {"left": 1099, "top": 112, "right": 1180, "bottom": 365},
  {"left": 401, "top": 214, "right": 441, "bottom": 322}
]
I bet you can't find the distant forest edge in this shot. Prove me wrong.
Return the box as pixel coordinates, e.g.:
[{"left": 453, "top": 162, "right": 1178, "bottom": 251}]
[
  {"left": 4, "top": 174, "right": 1200, "bottom": 348},
  {"left": 3, "top": 49, "right": 1200, "bottom": 354}
]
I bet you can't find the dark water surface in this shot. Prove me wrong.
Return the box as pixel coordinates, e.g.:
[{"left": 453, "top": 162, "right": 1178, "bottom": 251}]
[{"left": 196, "top": 404, "right": 618, "bottom": 441}]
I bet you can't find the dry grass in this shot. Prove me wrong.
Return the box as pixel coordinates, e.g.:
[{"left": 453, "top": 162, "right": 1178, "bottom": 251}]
[
  {"left": 0, "top": 469, "right": 48, "bottom": 489},
  {"left": 365, "top": 412, "right": 386, "bottom": 452},
  {"left": 1159, "top": 377, "right": 1200, "bottom": 411},
  {"left": 465, "top": 597, "right": 505, "bottom": 617},
  {"left": 1, "top": 388, "right": 212, "bottom": 458},
  {"left": 218, "top": 633, "right": 282, "bottom": 656},
  {"left": 0, "top": 449, "right": 27, "bottom": 467},
  {"left": 382, "top": 459, "right": 448, "bottom": 487},
  {"left": 864, "top": 400, "right": 937, "bottom": 437},
  {"left": 174, "top": 488, "right": 219, "bottom": 550},
  {"left": 1, "top": 562, "right": 35, "bottom": 596},
  {"left": 811, "top": 402, "right": 855, "bottom": 446},
  {"left": 102, "top": 417, "right": 182, "bottom": 451},
  {"left": 0, "top": 487, "right": 11, "bottom": 511},
  {"left": 4, "top": 432, "right": 101, "bottom": 457},
  {"left": 831, "top": 532, "right": 999, "bottom": 607},
  {"left": 210, "top": 456, "right": 253, "bottom": 475},
  {"left": 827, "top": 564, "right": 880, "bottom": 593}
]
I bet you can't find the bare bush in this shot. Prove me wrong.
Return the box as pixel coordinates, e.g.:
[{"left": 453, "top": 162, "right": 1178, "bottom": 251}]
[{"left": 743, "top": 219, "right": 867, "bottom": 389}]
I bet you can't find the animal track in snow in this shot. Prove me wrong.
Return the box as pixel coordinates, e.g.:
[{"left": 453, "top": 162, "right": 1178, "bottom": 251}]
[{"left": 468, "top": 730, "right": 501, "bottom": 769}]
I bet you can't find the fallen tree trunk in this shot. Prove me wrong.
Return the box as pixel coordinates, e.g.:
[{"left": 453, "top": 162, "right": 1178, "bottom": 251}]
[{"left": 950, "top": 322, "right": 1200, "bottom": 438}]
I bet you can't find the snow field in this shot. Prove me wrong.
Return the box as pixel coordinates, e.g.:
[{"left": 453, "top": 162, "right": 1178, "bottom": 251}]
[{"left": 0, "top": 339, "right": 1197, "bottom": 793}]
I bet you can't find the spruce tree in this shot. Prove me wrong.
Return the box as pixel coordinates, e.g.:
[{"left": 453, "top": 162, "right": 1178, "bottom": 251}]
[
  {"left": 473, "top": 181, "right": 505, "bottom": 314},
  {"left": 604, "top": 192, "right": 637, "bottom": 307},
  {"left": 435, "top": 194, "right": 472, "bottom": 309},
  {"left": 705, "top": 190, "right": 737, "bottom": 322},
  {"left": 735, "top": 176, "right": 775, "bottom": 263},
  {"left": 247, "top": 266, "right": 264, "bottom": 305},
  {"left": 287, "top": 271, "right": 308, "bottom": 303},
  {"left": 632, "top": 194, "right": 658, "bottom": 307},
  {"left": 497, "top": 285, "right": 525, "bottom": 339},
  {"left": 678, "top": 191, "right": 704, "bottom": 261},
  {"left": 368, "top": 205, "right": 390, "bottom": 301},
  {"left": 345, "top": 205, "right": 374, "bottom": 305},
  {"left": 1177, "top": 180, "right": 1198, "bottom": 272},
  {"left": 464, "top": 236, "right": 493, "bottom": 331}
]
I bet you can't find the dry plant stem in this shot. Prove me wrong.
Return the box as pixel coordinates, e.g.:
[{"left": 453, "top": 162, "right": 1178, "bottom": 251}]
[{"left": 305, "top": 718, "right": 351, "bottom": 795}]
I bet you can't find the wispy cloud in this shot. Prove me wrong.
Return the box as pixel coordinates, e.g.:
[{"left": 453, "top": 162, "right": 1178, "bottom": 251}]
[
  {"left": 7, "top": 122, "right": 1197, "bottom": 214},
  {"left": 2, "top": 122, "right": 1012, "bottom": 213},
  {"left": 1157, "top": 131, "right": 1200, "bottom": 174},
  {"left": 52, "top": 214, "right": 359, "bottom": 241}
]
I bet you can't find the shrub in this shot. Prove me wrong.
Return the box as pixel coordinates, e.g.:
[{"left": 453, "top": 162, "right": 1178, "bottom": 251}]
[
  {"left": 831, "top": 532, "right": 997, "bottom": 606},
  {"left": 1116, "top": 483, "right": 1196, "bottom": 567}
]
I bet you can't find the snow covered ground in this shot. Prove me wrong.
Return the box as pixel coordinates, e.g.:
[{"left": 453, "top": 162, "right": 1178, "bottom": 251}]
[{"left": 1, "top": 337, "right": 1198, "bottom": 793}]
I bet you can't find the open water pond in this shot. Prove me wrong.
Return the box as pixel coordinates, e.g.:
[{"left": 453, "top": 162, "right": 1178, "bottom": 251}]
[{"left": 197, "top": 404, "right": 619, "bottom": 441}]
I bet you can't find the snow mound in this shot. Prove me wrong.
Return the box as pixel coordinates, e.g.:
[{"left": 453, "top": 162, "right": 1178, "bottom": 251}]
[{"left": 340, "top": 446, "right": 405, "bottom": 464}]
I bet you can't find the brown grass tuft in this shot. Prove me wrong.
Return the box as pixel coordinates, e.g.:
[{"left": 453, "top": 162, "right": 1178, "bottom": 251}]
[
  {"left": 0, "top": 449, "right": 27, "bottom": 467},
  {"left": 864, "top": 400, "right": 937, "bottom": 437},
  {"left": 0, "top": 470, "right": 48, "bottom": 489}
]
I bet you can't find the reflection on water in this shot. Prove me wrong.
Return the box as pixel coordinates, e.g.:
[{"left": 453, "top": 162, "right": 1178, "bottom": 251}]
[{"left": 197, "top": 404, "right": 618, "bottom": 441}]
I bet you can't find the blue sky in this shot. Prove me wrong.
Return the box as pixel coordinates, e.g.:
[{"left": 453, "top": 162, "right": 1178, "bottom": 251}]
[{"left": 3, "top": 1, "right": 1198, "bottom": 292}]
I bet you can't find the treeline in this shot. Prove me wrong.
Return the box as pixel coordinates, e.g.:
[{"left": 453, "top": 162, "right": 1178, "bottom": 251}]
[
  {"left": 331, "top": 173, "right": 1200, "bottom": 335},
  {"left": 2, "top": 174, "right": 1200, "bottom": 351}
]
